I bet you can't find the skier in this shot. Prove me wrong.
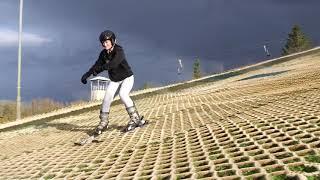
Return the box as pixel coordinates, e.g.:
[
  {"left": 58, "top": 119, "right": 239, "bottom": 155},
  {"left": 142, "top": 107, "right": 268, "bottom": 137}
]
[{"left": 81, "top": 30, "right": 147, "bottom": 135}]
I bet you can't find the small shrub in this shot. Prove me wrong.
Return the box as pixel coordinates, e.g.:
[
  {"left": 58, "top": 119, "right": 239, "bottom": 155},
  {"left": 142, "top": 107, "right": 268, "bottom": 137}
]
[
  {"left": 289, "top": 165, "right": 318, "bottom": 173},
  {"left": 305, "top": 154, "right": 320, "bottom": 163}
]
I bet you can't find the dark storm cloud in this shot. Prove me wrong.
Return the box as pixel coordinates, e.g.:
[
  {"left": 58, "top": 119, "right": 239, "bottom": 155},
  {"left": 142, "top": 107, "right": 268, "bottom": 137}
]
[
  {"left": 23, "top": 0, "right": 320, "bottom": 62},
  {"left": 1, "top": 0, "right": 320, "bottom": 102}
]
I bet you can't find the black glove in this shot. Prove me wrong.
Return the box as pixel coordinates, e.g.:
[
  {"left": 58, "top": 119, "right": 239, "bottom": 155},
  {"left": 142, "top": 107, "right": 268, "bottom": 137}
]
[{"left": 81, "top": 71, "right": 91, "bottom": 84}]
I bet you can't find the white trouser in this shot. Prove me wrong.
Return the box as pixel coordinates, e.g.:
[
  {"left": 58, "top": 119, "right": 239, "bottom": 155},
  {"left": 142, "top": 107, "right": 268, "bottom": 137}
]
[{"left": 101, "top": 75, "right": 134, "bottom": 113}]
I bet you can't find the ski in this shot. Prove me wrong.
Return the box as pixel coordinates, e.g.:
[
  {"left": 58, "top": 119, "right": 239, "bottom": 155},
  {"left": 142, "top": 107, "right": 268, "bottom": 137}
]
[
  {"left": 75, "top": 116, "right": 148, "bottom": 145},
  {"left": 122, "top": 115, "right": 148, "bottom": 133},
  {"left": 74, "top": 132, "right": 102, "bottom": 146}
]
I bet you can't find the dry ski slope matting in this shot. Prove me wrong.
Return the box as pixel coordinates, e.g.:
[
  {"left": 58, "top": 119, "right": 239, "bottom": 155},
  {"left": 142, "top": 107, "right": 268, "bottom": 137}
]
[{"left": 1, "top": 49, "right": 320, "bottom": 180}]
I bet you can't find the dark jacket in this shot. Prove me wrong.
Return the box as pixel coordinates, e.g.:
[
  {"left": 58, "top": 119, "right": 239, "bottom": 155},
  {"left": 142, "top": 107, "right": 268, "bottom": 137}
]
[{"left": 88, "top": 44, "right": 133, "bottom": 82}]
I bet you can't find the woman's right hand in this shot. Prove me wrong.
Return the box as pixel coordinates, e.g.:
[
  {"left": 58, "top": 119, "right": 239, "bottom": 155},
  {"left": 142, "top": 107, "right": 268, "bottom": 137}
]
[{"left": 81, "top": 72, "right": 91, "bottom": 84}]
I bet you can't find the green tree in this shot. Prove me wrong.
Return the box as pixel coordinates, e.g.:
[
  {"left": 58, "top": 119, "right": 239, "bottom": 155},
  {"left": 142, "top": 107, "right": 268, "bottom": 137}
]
[
  {"left": 193, "top": 59, "right": 201, "bottom": 79},
  {"left": 282, "top": 25, "right": 313, "bottom": 55}
]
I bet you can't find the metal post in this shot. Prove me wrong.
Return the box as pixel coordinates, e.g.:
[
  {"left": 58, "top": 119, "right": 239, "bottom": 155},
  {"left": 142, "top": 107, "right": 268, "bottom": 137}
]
[
  {"left": 17, "top": 0, "right": 24, "bottom": 120},
  {"left": 90, "top": 80, "right": 93, "bottom": 101}
]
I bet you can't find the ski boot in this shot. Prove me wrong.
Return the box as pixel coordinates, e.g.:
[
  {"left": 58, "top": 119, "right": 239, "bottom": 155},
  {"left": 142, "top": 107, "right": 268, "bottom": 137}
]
[
  {"left": 94, "top": 111, "right": 109, "bottom": 135},
  {"left": 123, "top": 105, "right": 147, "bottom": 132},
  {"left": 74, "top": 111, "right": 109, "bottom": 146}
]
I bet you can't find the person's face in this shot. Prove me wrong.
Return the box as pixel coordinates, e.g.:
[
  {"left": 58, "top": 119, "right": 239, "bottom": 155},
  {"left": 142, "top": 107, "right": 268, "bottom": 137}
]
[{"left": 102, "top": 40, "right": 112, "bottom": 50}]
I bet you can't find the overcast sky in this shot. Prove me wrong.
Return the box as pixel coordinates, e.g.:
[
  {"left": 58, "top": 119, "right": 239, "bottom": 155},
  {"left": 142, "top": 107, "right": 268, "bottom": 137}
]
[{"left": 1, "top": 0, "right": 319, "bottom": 103}]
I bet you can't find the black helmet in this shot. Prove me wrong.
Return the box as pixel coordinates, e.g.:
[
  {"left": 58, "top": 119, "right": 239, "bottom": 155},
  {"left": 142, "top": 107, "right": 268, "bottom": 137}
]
[{"left": 99, "top": 30, "right": 116, "bottom": 45}]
